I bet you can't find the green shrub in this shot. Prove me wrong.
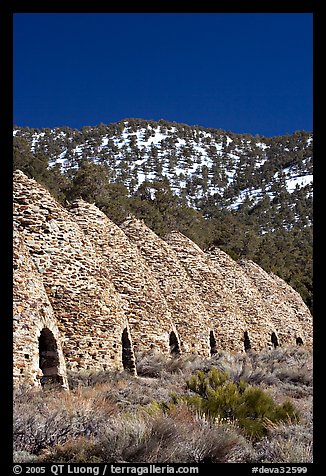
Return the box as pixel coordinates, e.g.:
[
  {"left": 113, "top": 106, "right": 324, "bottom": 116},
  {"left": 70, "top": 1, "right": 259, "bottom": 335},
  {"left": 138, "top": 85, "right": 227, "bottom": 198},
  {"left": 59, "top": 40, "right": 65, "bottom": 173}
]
[{"left": 167, "top": 368, "right": 299, "bottom": 439}]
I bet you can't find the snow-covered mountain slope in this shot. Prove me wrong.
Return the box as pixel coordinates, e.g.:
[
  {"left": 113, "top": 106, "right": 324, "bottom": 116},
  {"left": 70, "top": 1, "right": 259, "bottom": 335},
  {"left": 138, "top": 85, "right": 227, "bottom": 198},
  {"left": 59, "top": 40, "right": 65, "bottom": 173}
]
[{"left": 13, "top": 118, "right": 313, "bottom": 227}]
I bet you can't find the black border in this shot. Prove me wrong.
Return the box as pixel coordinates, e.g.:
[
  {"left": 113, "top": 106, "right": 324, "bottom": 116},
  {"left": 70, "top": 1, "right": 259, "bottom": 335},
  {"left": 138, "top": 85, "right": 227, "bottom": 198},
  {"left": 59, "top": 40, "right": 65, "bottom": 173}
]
[
  {"left": 3, "top": 1, "right": 320, "bottom": 473},
  {"left": 1, "top": 0, "right": 14, "bottom": 470},
  {"left": 3, "top": 1, "right": 318, "bottom": 14}
]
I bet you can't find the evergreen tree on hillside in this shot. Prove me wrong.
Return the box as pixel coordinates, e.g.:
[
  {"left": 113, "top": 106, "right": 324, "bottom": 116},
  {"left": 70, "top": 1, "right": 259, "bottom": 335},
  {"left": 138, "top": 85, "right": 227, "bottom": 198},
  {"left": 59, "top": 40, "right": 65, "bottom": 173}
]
[
  {"left": 12, "top": 122, "right": 313, "bottom": 311},
  {"left": 13, "top": 136, "right": 70, "bottom": 202},
  {"left": 13, "top": 136, "right": 47, "bottom": 179}
]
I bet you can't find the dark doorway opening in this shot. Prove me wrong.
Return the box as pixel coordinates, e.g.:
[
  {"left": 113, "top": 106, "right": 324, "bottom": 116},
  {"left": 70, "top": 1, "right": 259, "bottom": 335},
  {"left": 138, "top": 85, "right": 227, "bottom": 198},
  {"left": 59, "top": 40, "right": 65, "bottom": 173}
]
[
  {"left": 296, "top": 336, "right": 304, "bottom": 346},
  {"left": 209, "top": 330, "right": 217, "bottom": 356},
  {"left": 271, "top": 332, "right": 279, "bottom": 348},
  {"left": 122, "top": 328, "right": 136, "bottom": 373},
  {"left": 39, "top": 328, "right": 63, "bottom": 387},
  {"left": 169, "top": 331, "right": 181, "bottom": 356},
  {"left": 243, "top": 331, "right": 251, "bottom": 352}
]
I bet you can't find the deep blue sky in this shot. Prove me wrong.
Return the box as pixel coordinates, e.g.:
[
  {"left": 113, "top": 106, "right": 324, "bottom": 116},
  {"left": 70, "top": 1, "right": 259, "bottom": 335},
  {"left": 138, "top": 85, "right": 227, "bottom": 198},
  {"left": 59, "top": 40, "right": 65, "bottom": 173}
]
[{"left": 13, "top": 13, "right": 313, "bottom": 137}]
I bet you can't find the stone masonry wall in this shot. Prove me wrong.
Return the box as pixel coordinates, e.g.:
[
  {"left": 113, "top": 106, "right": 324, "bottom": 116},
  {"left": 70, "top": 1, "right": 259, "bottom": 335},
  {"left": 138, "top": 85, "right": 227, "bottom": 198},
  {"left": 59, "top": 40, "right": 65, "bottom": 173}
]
[
  {"left": 206, "top": 246, "right": 310, "bottom": 348},
  {"left": 13, "top": 170, "right": 135, "bottom": 375},
  {"left": 164, "top": 231, "right": 255, "bottom": 352},
  {"left": 13, "top": 171, "right": 312, "bottom": 386},
  {"left": 165, "top": 232, "right": 312, "bottom": 351},
  {"left": 120, "top": 217, "right": 214, "bottom": 356},
  {"left": 68, "top": 199, "right": 175, "bottom": 354},
  {"left": 13, "top": 225, "right": 68, "bottom": 388},
  {"left": 239, "top": 259, "right": 312, "bottom": 347}
]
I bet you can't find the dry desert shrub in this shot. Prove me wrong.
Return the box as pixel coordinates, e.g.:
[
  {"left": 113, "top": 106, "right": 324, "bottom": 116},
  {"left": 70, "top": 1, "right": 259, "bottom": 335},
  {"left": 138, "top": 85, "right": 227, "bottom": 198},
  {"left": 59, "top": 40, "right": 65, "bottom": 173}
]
[
  {"left": 13, "top": 346, "right": 312, "bottom": 463},
  {"left": 71, "top": 371, "right": 181, "bottom": 411},
  {"left": 39, "top": 404, "right": 255, "bottom": 463},
  {"left": 254, "top": 421, "right": 313, "bottom": 463},
  {"left": 136, "top": 346, "right": 312, "bottom": 393},
  {"left": 13, "top": 450, "right": 39, "bottom": 463},
  {"left": 135, "top": 351, "right": 209, "bottom": 378},
  {"left": 125, "top": 407, "right": 251, "bottom": 463},
  {"left": 13, "top": 385, "right": 119, "bottom": 455}
]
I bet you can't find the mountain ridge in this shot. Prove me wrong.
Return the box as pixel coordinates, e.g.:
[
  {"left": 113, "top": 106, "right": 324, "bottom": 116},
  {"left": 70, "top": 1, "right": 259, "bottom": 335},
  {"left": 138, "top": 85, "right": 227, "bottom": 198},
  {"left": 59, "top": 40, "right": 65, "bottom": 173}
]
[
  {"left": 13, "top": 117, "right": 313, "bottom": 219},
  {"left": 13, "top": 118, "right": 313, "bottom": 310}
]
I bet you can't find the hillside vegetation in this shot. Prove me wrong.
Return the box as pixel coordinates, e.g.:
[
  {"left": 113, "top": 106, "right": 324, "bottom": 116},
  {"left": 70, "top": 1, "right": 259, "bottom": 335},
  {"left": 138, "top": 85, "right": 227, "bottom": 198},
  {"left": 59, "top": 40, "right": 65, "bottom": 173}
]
[
  {"left": 13, "top": 347, "right": 313, "bottom": 463},
  {"left": 13, "top": 119, "right": 313, "bottom": 310}
]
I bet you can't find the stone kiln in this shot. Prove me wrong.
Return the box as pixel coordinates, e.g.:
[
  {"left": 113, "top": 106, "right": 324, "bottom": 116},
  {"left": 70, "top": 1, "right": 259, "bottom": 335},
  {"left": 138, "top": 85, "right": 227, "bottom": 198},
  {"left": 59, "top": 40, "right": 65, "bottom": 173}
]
[
  {"left": 13, "top": 171, "right": 313, "bottom": 388},
  {"left": 68, "top": 199, "right": 175, "bottom": 354},
  {"left": 120, "top": 216, "right": 214, "bottom": 356},
  {"left": 13, "top": 225, "right": 68, "bottom": 388},
  {"left": 14, "top": 170, "right": 136, "bottom": 388}
]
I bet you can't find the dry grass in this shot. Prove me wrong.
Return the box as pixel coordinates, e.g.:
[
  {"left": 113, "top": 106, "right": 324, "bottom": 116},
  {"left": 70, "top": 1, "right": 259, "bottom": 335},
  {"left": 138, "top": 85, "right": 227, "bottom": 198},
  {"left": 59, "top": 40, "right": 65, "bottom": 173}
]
[
  {"left": 13, "top": 346, "right": 312, "bottom": 463},
  {"left": 255, "top": 421, "right": 313, "bottom": 463},
  {"left": 35, "top": 405, "right": 253, "bottom": 463}
]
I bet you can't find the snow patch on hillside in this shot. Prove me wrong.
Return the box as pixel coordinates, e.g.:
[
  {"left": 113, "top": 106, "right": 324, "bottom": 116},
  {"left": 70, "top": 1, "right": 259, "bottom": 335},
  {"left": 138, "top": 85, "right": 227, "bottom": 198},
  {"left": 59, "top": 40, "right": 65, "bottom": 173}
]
[{"left": 12, "top": 121, "right": 313, "bottom": 213}]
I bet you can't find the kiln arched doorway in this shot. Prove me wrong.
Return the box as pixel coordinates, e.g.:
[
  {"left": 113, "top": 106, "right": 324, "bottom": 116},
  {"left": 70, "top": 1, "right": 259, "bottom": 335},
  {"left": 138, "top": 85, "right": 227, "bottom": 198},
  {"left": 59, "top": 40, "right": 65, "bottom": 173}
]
[
  {"left": 121, "top": 327, "right": 136, "bottom": 374},
  {"left": 296, "top": 336, "right": 304, "bottom": 346},
  {"left": 243, "top": 331, "right": 251, "bottom": 352},
  {"left": 271, "top": 332, "right": 279, "bottom": 348},
  {"left": 209, "top": 330, "right": 217, "bottom": 356},
  {"left": 39, "top": 328, "right": 63, "bottom": 386},
  {"left": 169, "top": 331, "right": 181, "bottom": 356}
]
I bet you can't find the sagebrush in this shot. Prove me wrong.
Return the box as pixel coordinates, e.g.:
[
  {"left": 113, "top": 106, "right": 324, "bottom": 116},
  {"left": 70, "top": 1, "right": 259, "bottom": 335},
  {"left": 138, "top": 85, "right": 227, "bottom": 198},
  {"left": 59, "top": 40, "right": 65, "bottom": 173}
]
[{"left": 13, "top": 347, "right": 312, "bottom": 463}]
